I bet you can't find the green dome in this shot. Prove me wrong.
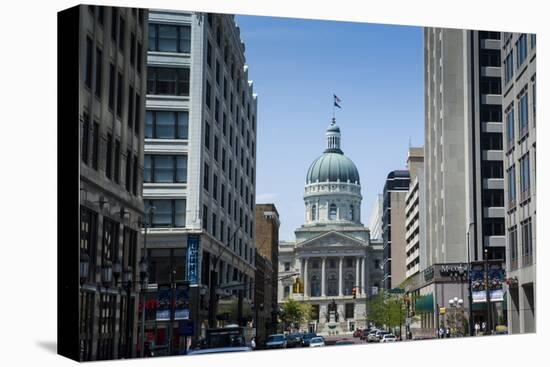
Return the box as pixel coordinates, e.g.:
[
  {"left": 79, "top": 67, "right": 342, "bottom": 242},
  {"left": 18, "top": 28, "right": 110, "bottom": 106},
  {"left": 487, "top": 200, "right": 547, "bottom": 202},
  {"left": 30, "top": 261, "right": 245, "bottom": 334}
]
[{"left": 306, "top": 152, "right": 360, "bottom": 184}]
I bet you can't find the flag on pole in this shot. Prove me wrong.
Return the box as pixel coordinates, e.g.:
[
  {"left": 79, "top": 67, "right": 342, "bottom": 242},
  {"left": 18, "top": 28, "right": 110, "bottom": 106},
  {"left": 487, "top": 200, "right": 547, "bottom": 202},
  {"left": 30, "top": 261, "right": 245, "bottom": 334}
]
[
  {"left": 333, "top": 94, "right": 342, "bottom": 103},
  {"left": 334, "top": 102, "right": 341, "bottom": 108}
]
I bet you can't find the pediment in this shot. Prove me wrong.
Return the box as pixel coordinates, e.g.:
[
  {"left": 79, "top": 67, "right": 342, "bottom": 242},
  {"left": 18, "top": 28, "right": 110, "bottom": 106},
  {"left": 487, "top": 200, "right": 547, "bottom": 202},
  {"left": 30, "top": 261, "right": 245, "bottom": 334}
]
[{"left": 296, "top": 230, "right": 366, "bottom": 249}]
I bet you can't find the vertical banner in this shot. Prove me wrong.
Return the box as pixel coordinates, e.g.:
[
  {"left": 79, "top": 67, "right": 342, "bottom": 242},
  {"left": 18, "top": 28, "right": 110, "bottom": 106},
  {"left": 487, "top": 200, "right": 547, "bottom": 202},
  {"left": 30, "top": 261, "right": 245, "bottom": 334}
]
[
  {"left": 470, "top": 262, "right": 505, "bottom": 303},
  {"left": 174, "top": 283, "right": 190, "bottom": 320},
  {"left": 156, "top": 286, "right": 171, "bottom": 321},
  {"left": 186, "top": 234, "right": 200, "bottom": 285}
]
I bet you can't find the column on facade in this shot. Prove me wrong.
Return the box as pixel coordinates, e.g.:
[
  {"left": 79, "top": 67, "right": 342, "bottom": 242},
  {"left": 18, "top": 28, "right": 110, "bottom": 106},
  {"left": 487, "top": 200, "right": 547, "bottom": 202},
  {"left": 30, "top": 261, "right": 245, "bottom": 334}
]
[
  {"left": 338, "top": 256, "right": 343, "bottom": 296},
  {"left": 321, "top": 257, "right": 326, "bottom": 297},
  {"left": 355, "top": 256, "right": 361, "bottom": 294},
  {"left": 362, "top": 256, "right": 367, "bottom": 295},
  {"left": 303, "top": 257, "right": 308, "bottom": 297}
]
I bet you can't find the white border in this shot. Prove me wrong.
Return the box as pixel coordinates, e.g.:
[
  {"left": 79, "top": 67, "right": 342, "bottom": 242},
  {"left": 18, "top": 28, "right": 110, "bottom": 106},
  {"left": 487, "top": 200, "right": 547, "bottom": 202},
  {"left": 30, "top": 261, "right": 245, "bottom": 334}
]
[{"left": 0, "top": 0, "right": 546, "bottom": 366}]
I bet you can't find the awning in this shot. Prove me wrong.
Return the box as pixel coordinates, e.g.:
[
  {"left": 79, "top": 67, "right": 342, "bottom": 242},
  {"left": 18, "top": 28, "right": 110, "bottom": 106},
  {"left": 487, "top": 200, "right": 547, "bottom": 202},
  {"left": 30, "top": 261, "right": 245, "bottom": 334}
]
[{"left": 415, "top": 294, "right": 434, "bottom": 314}]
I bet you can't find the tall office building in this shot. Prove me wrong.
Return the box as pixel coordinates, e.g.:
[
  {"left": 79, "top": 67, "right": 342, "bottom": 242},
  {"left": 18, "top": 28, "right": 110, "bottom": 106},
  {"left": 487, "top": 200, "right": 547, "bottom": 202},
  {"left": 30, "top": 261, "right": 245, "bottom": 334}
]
[
  {"left": 382, "top": 170, "right": 410, "bottom": 289},
  {"left": 405, "top": 147, "right": 424, "bottom": 278},
  {"left": 142, "top": 11, "right": 258, "bottom": 346},
  {"left": 405, "top": 28, "right": 507, "bottom": 337},
  {"left": 367, "top": 194, "right": 383, "bottom": 240},
  {"left": 254, "top": 203, "right": 280, "bottom": 336},
  {"left": 78, "top": 5, "right": 148, "bottom": 361},
  {"left": 501, "top": 32, "right": 536, "bottom": 334}
]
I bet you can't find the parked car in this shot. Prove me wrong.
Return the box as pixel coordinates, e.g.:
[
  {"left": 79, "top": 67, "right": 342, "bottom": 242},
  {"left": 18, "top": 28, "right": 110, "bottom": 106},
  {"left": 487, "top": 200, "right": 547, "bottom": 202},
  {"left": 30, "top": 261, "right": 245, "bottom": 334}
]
[
  {"left": 186, "top": 346, "right": 252, "bottom": 355},
  {"left": 335, "top": 339, "right": 355, "bottom": 346},
  {"left": 309, "top": 337, "right": 325, "bottom": 347},
  {"left": 266, "top": 334, "right": 287, "bottom": 349},
  {"left": 286, "top": 333, "right": 304, "bottom": 348},
  {"left": 366, "top": 331, "right": 379, "bottom": 343},
  {"left": 353, "top": 329, "right": 363, "bottom": 338},
  {"left": 380, "top": 334, "right": 397, "bottom": 343},
  {"left": 302, "top": 332, "right": 318, "bottom": 347},
  {"left": 374, "top": 330, "right": 390, "bottom": 342}
]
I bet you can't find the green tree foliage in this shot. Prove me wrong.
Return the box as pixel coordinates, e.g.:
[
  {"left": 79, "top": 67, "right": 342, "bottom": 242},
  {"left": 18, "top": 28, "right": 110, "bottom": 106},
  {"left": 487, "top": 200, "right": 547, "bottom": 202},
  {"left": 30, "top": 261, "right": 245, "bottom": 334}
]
[
  {"left": 280, "top": 298, "right": 313, "bottom": 331},
  {"left": 367, "top": 289, "right": 408, "bottom": 331}
]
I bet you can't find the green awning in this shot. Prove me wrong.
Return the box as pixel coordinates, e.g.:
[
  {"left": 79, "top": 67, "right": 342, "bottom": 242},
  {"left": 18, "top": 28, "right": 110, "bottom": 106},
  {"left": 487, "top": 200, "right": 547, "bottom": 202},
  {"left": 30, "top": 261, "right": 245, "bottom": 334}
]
[{"left": 415, "top": 294, "right": 434, "bottom": 314}]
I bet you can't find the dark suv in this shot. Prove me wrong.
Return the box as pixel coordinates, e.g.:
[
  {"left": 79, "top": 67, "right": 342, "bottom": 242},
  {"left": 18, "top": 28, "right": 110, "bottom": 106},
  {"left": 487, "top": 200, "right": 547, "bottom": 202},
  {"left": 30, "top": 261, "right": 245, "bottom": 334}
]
[
  {"left": 302, "top": 332, "right": 318, "bottom": 347},
  {"left": 286, "top": 333, "right": 304, "bottom": 348}
]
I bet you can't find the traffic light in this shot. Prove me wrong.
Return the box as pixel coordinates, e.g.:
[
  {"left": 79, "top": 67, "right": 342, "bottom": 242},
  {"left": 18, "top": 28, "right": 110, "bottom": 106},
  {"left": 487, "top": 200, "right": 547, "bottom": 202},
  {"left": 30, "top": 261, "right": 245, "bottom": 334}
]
[{"left": 352, "top": 287, "right": 357, "bottom": 299}]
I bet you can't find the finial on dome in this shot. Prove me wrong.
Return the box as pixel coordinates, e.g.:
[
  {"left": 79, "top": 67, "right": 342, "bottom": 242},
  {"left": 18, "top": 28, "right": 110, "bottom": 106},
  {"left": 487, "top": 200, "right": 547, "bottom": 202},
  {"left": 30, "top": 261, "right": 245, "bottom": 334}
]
[{"left": 325, "top": 117, "right": 342, "bottom": 153}]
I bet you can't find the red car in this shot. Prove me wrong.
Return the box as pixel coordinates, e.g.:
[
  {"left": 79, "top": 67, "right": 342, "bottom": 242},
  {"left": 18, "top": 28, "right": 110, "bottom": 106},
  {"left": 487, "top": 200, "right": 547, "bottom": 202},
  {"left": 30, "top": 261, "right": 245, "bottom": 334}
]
[{"left": 353, "top": 329, "right": 363, "bottom": 338}]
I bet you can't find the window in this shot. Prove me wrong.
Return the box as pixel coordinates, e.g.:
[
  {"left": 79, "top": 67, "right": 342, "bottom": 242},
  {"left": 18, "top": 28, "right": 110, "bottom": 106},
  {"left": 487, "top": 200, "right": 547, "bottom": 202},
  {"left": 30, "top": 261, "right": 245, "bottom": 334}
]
[
  {"left": 111, "top": 8, "right": 118, "bottom": 41},
  {"left": 135, "top": 93, "right": 141, "bottom": 135},
  {"left": 349, "top": 205, "right": 354, "bottom": 221},
  {"left": 519, "top": 153, "right": 530, "bottom": 198},
  {"left": 482, "top": 189, "right": 504, "bottom": 207},
  {"left": 283, "top": 286, "right": 290, "bottom": 299},
  {"left": 125, "top": 150, "right": 132, "bottom": 192},
  {"left": 516, "top": 34, "right": 527, "bottom": 69},
  {"left": 481, "top": 161, "right": 503, "bottom": 179},
  {"left": 147, "top": 67, "right": 190, "bottom": 96},
  {"left": 215, "top": 60, "right": 220, "bottom": 84},
  {"left": 95, "top": 47, "right": 102, "bottom": 98},
  {"left": 480, "top": 105, "right": 502, "bottom": 122},
  {"left": 223, "top": 77, "right": 228, "bottom": 99},
  {"left": 207, "top": 41, "right": 212, "bottom": 67},
  {"left": 530, "top": 33, "right": 536, "bottom": 49},
  {"left": 81, "top": 113, "right": 90, "bottom": 164},
  {"left": 213, "top": 174, "right": 218, "bottom": 200},
  {"left": 114, "top": 140, "right": 120, "bottom": 184},
  {"left": 205, "top": 122, "right": 211, "bottom": 150},
  {"left": 148, "top": 24, "right": 191, "bottom": 53},
  {"left": 221, "top": 184, "right": 225, "bottom": 208},
  {"left": 102, "top": 217, "right": 119, "bottom": 265},
  {"left": 145, "top": 199, "right": 186, "bottom": 228},
  {"left": 91, "top": 121, "right": 99, "bottom": 170},
  {"left": 203, "top": 163, "right": 210, "bottom": 191},
  {"left": 310, "top": 275, "right": 320, "bottom": 297},
  {"left": 85, "top": 37, "right": 93, "bottom": 88},
  {"left": 214, "top": 135, "right": 219, "bottom": 161},
  {"left": 479, "top": 49, "right": 500, "bottom": 67},
  {"left": 80, "top": 207, "right": 98, "bottom": 280},
  {"left": 144, "top": 155, "right": 187, "bottom": 183},
  {"left": 507, "top": 165, "right": 516, "bottom": 206},
  {"left": 127, "top": 85, "right": 134, "bottom": 130},
  {"left": 105, "top": 133, "right": 113, "bottom": 179},
  {"left": 215, "top": 98, "right": 220, "bottom": 122},
  {"left": 212, "top": 213, "right": 217, "bottom": 237},
  {"left": 521, "top": 218, "right": 533, "bottom": 264},
  {"left": 130, "top": 33, "right": 136, "bottom": 66},
  {"left": 132, "top": 154, "right": 138, "bottom": 195},
  {"left": 202, "top": 205, "right": 208, "bottom": 231},
  {"left": 145, "top": 110, "right": 189, "bottom": 139},
  {"left": 479, "top": 31, "right": 500, "bottom": 40},
  {"left": 329, "top": 204, "right": 337, "bottom": 220},
  {"left": 506, "top": 107, "right": 515, "bottom": 147},
  {"left": 509, "top": 226, "right": 518, "bottom": 267},
  {"left": 504, "top": 50, "right": 514, "bottom": 84},
  {"left": 137, "top": 42, "right": 143, "bottom": 74},
  {"left": 108, "top": 63, "right": 115, "bottom": 110},
  {"left": 480, "top": 77, "right": 501, "bottom": 94},
  {"left": 222, "top": 148, "right": 226, "bottom": 171},
  {"left": 519, "top": 92, "right": 529, "bottom": 137},
  {"left": 118, "top": 17, "right": 125, "bottom": 51},
  {"left": 480, "top": 133, "right": 503, "bottom": 150},
  {"left": 97, "top": 6, "right": 104, "bottom": 25},
  {"left": 482, "top": 218, "right": 504, "bottom": 237},
  {"left": 205, "top": 81, "right": 212, "bottom": 108},
  {"left": 533, "top": 80, "right": 536, "bottom": 124},
  {"left": 116, "top": 72, "right": 123, "bottom": 117},
  {"left": 311, "top": 204, "right": 316, "bottom": 221},
  {"left": 345, "top": 303, "right": 355, "bottom": 319},
  {"left": 344, "top": 273, "right": 354, "bottom": 295},
  {"left": 228, "top": 193, "right": 232, "bottom": 215}
]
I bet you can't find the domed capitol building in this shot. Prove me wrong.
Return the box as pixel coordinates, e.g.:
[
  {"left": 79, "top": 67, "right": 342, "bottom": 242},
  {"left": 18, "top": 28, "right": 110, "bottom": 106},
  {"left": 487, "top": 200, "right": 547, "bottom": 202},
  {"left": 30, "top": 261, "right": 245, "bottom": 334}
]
[{"left": 278, "top": 119, "right": 383, "bottom": 335}]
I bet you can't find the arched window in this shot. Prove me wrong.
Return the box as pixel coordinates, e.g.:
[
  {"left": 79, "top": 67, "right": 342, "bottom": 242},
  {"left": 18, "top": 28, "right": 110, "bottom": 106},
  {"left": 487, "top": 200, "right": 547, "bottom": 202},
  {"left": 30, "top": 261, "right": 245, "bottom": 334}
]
[
  {"left": 329, "top": 204, "right": 337, "bottom": 220},
  {"left": 344, "top": 273, "right": 355, "bottom": 295},
  {"left": 284, "top": 286, "right": 290, "bottom": 299},
  {"left": 327, "top": 273, "right": 338, "bottom": 296},
  {"left": 311, "top": 204, "right": 317, "bottom": 221},
  {"left": 348, "top": 205, "right": 354, "bottom": 221},
  {"left": 311, "top": 275, "right": 321, "bottom": 297}
]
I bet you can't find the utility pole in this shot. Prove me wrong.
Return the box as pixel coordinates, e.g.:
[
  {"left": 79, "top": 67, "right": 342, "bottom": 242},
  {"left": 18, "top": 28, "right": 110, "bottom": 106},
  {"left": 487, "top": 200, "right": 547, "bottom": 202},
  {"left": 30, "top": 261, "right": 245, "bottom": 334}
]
[{"left": 484, "top": 249, "right": 492, "bottom": 335}]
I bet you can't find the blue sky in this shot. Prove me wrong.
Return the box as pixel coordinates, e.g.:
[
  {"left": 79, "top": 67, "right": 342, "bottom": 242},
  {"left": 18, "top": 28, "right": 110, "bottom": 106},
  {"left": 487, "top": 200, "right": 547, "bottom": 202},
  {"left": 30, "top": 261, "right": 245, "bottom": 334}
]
[{"left": 235, "top": 15, "right": 424, "bottom": 240}]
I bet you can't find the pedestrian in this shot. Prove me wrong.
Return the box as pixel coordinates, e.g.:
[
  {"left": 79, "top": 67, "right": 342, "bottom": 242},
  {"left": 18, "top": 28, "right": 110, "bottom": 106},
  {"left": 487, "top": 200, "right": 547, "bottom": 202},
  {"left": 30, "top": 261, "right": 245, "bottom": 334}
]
[
  {"left": 481, "top": 321, "right": 486, "bottom": 334},
  {"left": 446, "top": 327, "right": 450, "bottom": 338},
  {"left": 474, "top": 322, "right": 480, "bottom": 336},
  {"left": 251, "top": 337, "right": 256, "bottom": 350},
  {"left": 438, "top": 327, "right": 444, "bottom": 339}
]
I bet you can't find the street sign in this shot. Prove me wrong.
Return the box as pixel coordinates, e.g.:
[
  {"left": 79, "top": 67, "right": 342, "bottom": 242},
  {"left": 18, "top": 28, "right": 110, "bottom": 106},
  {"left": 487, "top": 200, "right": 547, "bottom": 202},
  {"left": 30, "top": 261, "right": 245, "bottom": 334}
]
[
  {"left": 178, "top": 319, "right": 194, "bottom": 336},
  {"left": 389, "top": 288, "right": 405, "bottom": 294},
  {"left": 439, "top": 307, "right": 446, "bottom": 315}
]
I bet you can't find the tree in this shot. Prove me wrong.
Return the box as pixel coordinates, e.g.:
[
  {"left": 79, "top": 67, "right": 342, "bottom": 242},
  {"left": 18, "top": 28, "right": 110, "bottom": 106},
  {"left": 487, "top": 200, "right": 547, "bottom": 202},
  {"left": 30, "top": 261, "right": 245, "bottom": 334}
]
[
  {"left": 367, "top": 289, "right": 408, "bottom": 334},
  {"left": 279, "top": 298, "right": 312, "bottom": 331}
]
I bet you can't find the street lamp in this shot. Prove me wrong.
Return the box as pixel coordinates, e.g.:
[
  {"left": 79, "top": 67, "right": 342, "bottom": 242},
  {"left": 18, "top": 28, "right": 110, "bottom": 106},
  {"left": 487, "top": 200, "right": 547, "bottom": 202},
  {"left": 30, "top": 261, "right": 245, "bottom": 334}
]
[
  {"left": 448, "top": 297, "right": 464, "bottom": 337},
  {"left": 466, "top": 222, "right": 475, "bottom": 336}
]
